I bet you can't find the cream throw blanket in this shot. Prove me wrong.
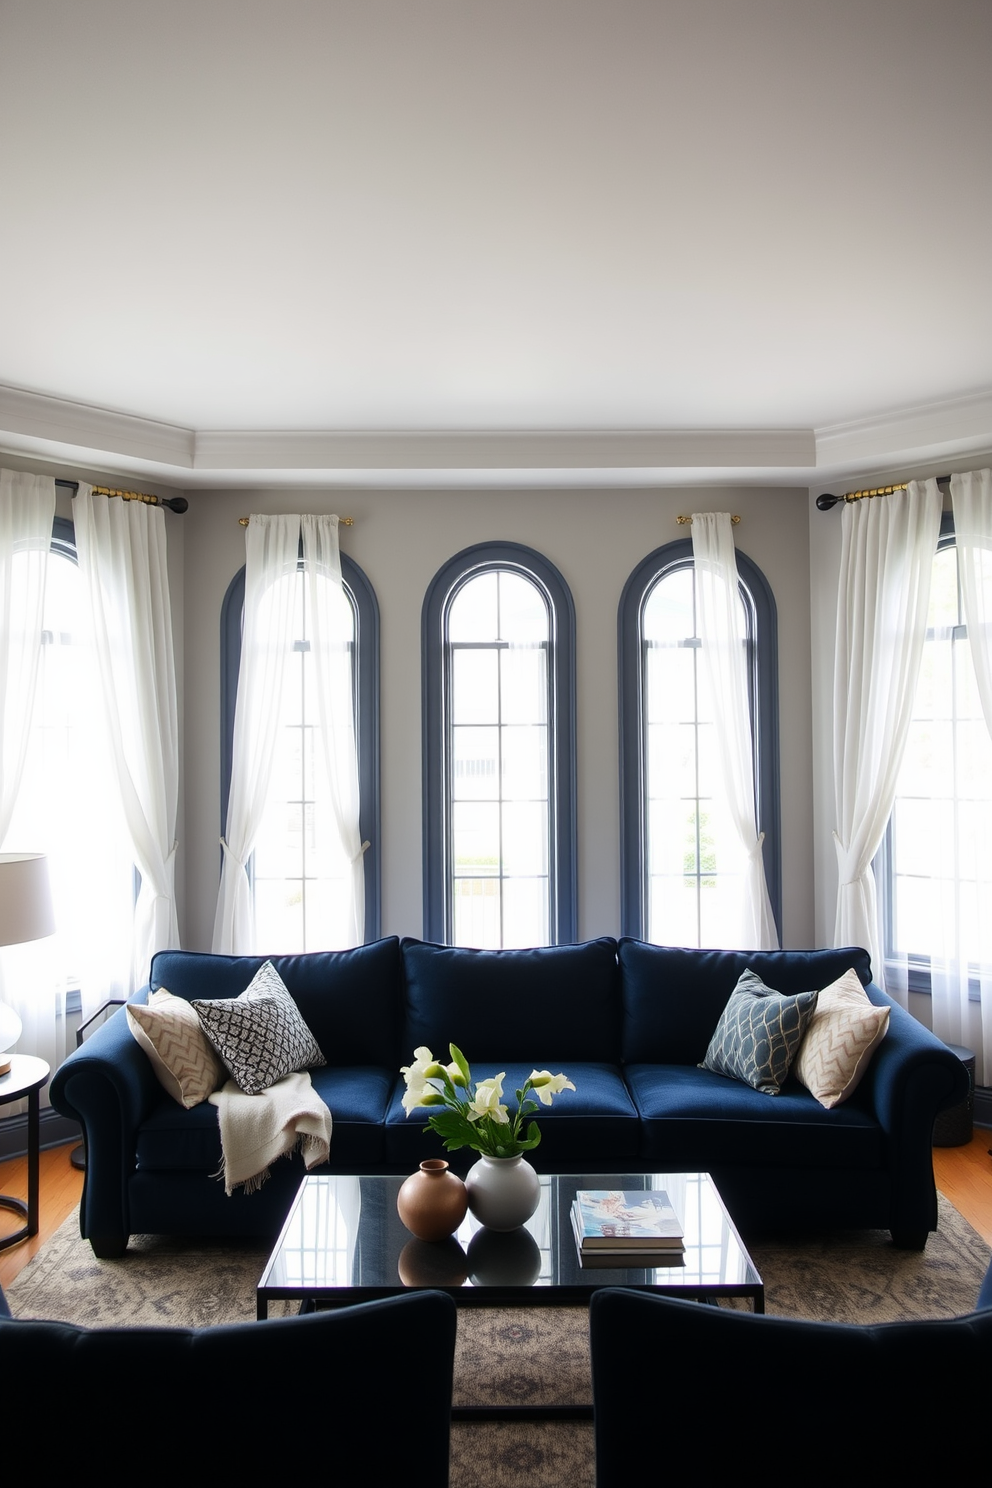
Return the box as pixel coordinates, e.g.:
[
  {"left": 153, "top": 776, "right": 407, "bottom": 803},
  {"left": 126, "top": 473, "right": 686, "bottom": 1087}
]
[{"left": 209, "top": 1071, "right": 332, "bottom": 1195}]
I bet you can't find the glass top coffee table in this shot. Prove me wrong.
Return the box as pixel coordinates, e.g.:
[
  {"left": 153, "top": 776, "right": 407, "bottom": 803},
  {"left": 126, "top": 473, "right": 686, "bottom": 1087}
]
[{"left": 256, "top": 1170, "right": 763, "bottom": 1319}]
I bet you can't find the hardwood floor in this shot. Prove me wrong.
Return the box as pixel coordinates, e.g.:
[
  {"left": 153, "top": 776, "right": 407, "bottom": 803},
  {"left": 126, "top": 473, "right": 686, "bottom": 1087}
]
[{"left": 1, "top": 1132, "right": 990, "bottom": 1293}]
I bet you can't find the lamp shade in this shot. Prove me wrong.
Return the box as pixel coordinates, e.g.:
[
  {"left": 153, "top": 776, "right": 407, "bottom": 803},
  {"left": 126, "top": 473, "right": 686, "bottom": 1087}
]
[{"left": 0, "top": 853, "right": 56, "bottom": 948}]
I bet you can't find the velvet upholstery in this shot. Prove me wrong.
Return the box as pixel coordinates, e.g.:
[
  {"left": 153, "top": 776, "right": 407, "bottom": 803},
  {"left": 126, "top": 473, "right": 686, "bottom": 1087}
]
[
  {"left": 402, "top": 936, "right": 623, "bottom": 1062},
  {"left": 50, "top": 936, "right": 967, "bottom": 1255},
  {"left": 0, "top": 1290, "right": 456, "bottom": 1479},
  {"left": 590, "top": 1283, "right": 992, "bottom": 1484}
]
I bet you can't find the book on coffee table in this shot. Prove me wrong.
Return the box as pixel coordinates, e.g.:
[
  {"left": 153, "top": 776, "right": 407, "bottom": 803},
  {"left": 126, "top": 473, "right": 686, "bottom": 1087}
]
[
  {"left": 569, "top": 1204, "right": 686, "bottom": 1267},
  {"left": 571, "top": 1189, "right": 685, "bottom": 1252}
]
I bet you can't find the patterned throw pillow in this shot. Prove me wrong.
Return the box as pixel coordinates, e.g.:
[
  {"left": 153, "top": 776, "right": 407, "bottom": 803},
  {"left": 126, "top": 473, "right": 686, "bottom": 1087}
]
[
  {"left": 700, "top": 969, "right": 818, "bottom": 1096},
  {"left": 127, "top": 989, "right": 225, "bottom": 1109},
  {"left": 792, "top": 968, "right": 889, "bottom": 1109},
  {"left": 192, "top": 961, "right": 326, "bottom": 1096}
]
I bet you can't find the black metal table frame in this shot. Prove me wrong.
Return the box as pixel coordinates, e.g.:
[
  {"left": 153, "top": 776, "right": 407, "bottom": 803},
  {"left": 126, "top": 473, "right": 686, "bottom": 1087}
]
[{"left": 0, "top": 1057, "right": 50, "bottom": 1251}]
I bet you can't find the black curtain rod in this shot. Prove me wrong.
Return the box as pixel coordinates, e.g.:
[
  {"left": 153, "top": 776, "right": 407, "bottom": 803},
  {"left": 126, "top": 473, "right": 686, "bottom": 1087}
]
[
  {"left": 817, "top": 475, "right": 951, "bottom": 512},
  {"left": 54, "top": 478, "right": 188, "bottom": 515}
]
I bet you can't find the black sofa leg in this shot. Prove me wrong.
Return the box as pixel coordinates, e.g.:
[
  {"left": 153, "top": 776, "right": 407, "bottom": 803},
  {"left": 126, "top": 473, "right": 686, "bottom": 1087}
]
[
  {"left": 890, "top": 1229, "right": 927, "bottom": 1251},
  {"left": 90, "top": 1234, "right": 128, "bottom": 1259}
]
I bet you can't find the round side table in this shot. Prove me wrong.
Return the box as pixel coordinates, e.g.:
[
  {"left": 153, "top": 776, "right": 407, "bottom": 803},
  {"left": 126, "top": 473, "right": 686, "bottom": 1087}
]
[{"left": 0, "top": 1054, "right": 50, "bottom": 1250}]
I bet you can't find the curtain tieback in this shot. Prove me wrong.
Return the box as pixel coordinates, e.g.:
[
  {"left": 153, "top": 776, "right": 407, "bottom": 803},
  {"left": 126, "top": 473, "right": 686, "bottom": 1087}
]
[
  {"left": 833, "top": 830, "right": 863, "bottom": 888},
  {"left": 219, "top": 836, "right": 248, "bottom": 870},
  {"left": 747, "top": 832, "right": 765, "bottom": 860},
  {"left": 351, "top": 839, "right": 371, "bottom": 866}
]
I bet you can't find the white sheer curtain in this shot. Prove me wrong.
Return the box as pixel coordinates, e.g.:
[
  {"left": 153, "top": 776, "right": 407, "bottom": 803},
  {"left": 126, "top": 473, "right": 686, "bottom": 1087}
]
[
  {"left": 832, "top": 479, "right": 942, "bottom": 994},
  {"left": 931, "top": 469, "right": 992, "bottom": 1080},
  {"left": 302, "top": 514, "right": 365, "bottom": 950},
  {"left": 0, "top": 470, "right": 64, "bottom": 1076},
  {"left": 74, "top": 486, "right": 180, "bottom": 990},
  {"left": 691, "top": 512, "right": 778, "bottom": 949},
  {"left": 213, "top": 514, "right": 300, "bottom": 954}
]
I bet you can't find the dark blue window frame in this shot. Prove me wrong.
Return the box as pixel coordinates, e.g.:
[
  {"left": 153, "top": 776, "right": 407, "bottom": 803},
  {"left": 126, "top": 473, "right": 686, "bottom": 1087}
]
[
  {"left": 220, "top": 552, "right": 380, "bottom": 944},
  {"left": 422, "top": 541, "right": 577, "bottom": 946},
  {"left": 618, "top": 537, "right": 781, "bottom": 943}
]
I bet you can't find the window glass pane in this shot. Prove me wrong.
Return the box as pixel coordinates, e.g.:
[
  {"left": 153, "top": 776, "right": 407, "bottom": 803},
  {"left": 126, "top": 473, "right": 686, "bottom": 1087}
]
[
  {"left": 885, "top": 534, "right": 992, "bottom": 980},
  {"left": 251, "top": 567, "right": 357, "bottom": 953},
  {"left": 448, "top": 571, "right": 498, "bottom": 641},
  {"left": 642, "top": 564, "right": 752, "bottom": 949},
  {"left": 445, "top": 567, "right": 552, "bottom": 947},
  {"left": 452, "top": 726, "right": 499, "bottom": 800},
  {"left": 451, "top": 649, "right": 498, "bottom": 724},
  {"left": 6, "top": 545, "right": 134, "bottom": 999}
]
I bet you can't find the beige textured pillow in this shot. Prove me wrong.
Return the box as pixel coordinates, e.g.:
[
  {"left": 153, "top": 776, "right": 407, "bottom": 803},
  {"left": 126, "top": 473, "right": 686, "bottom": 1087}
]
[
  {"left": 793, "top": 968, "right": 889, "bottom": 1109},
  {"left": 127, "top": 989, "right": 225, "bottom": 1109}
]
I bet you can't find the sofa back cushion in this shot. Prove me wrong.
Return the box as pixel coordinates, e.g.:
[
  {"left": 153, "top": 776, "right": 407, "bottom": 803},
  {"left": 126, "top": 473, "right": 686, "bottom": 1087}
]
[
  {"left": 401, "top": 937, "right": 621, "bottom": 1064},
  {"left": 149, "top": 937, "right": 403, "bottom": 1068},
  {"left": 618, "top": 940, "right": 873, "bottom": 1065}
]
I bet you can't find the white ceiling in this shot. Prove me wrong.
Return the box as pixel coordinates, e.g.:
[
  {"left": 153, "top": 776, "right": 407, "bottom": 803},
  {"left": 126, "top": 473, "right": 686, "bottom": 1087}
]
[{"left": 1, "top": 0, "right": 990, "bottom": 489}]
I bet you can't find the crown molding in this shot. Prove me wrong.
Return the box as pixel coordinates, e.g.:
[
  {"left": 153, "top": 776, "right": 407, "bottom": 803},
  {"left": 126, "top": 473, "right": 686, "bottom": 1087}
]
[
  {"left": 0, "top": 381, "right": 990, "bottom": 487},
  {"left": 193, "top": 427, "right": 813, "bottom": 471},
  {"left": 816, "top": 389, "right": 992, "bottom": 468},
  {"left": 0, "top": 385, "right": 193, "bottom": 467}
]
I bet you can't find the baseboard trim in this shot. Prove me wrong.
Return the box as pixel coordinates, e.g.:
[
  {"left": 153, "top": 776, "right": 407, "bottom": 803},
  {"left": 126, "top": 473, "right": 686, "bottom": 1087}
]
[
  {"left": 973, "top": 1085, "right": 992, "bottom": 1130},
  {"left": 0, "top": 1107, "right": 81, "bottom": 1161}
]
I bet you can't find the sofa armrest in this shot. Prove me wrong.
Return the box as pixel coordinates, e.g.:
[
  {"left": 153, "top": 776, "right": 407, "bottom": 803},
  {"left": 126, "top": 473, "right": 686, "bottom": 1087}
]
[
  {"left": 859, "top": 985, "right": 968, "bottom": 1239},
  {"left": 49, "top": 1002, "right": 163, "bottom": 1247}
]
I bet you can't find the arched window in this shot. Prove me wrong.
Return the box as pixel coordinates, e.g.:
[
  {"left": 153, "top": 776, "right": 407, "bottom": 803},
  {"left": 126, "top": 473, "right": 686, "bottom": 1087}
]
[
  {"left": 220, "top": 553, "right": 379, "bottom": 948},
  {"left": 619, "top": 539, "right": 780, "bottom": 945},
  {"left": 422, "top": 542, "right": 576, "bottom": 947}
]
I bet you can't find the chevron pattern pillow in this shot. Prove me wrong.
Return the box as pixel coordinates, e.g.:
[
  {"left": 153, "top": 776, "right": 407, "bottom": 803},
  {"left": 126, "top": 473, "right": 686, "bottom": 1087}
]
[
  {"left": 792, "top": 968, "right": 889, "bottom": 1109},
  {"left": 127, "top": 989, "right": 225, "bottom": 1109},
  {"left": 700, "top": 968, "right": 818, "bottom": 1096},
  {"left": 193, "top": 961, "right": 326, "bottom": 1096}
]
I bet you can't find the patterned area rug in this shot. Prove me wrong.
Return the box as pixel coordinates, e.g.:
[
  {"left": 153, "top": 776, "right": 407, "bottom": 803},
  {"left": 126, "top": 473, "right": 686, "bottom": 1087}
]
[{"left": 8, "top": 1195, "right": 990, "bottom": 1484}]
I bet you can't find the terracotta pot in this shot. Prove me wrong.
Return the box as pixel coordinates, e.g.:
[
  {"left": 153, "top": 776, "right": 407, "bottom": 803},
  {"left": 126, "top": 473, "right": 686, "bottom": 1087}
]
[
  {"left": 464, "top": 1154, "right": 541, "bottom": 1232},
  {"left": 397, "top": 1159, "right": 468, "bottom": 1241}
]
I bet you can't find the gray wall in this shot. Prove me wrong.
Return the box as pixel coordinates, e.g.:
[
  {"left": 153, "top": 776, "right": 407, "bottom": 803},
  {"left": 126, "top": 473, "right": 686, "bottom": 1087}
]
[{"left": 179, "top": 483, "right": 815, "bottom": 952}]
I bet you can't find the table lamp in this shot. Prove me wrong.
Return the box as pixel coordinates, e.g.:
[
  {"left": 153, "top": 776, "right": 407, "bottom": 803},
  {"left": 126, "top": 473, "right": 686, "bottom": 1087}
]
[{"left": 0, "top": 853, "right": 56, "bottom": 1075}]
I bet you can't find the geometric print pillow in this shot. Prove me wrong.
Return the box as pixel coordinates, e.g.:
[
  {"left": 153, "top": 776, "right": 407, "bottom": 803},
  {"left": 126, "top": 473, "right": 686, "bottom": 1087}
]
[
  {"left": 792, "top": 968, "right": 889, "bottom": 1109},
  {"left": 127, "top": 988, "right": 226, "bottom": 1109},
  {"left": 700, "top": 968, "right": 819, "bottom": 1097},
  {"left": 192, "top": 961, "right": 326, "bottom": 1096}
]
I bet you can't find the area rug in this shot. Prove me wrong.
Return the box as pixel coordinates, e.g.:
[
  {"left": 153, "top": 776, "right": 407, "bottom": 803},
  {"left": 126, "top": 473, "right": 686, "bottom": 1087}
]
[{"left": 8, "top": 1195, "right": 990, "bottom": 1485}]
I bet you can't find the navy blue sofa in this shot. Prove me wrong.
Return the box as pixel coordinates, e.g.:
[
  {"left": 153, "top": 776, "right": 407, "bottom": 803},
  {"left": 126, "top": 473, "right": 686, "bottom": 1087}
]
[{"left": 49, "top": 935, "right": 967, "bottom": 1258}]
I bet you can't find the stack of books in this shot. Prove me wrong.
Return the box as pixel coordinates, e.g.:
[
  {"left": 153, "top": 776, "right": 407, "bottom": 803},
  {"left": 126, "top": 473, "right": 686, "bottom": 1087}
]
[{"left": 570, "top": 1189, "right": 685, "bottom": 1268}]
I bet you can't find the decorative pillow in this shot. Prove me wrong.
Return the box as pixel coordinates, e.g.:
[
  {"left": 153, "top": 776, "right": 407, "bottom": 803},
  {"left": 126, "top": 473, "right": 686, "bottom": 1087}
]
[
  {"left": 192, "top": 961, "right": 325, "bottom": 1096},
  {"left": 792, "top": 968, "right": 889, "bottom": 1109},
  {"left": 700, "top": 969, "right": 818, "bottom": 1096},
  {"left": 127, "top": 989, "right": 225, "bottom": 1109}
]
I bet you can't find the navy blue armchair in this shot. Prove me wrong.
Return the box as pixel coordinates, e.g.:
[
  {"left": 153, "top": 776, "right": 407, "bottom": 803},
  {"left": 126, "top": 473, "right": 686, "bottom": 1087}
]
[
  {"left": 590, "top": 1272, "right": 992, "bottom": 1485},
  {"left": 1, "top": 1288, "right": 456, "bottom": 1478}
]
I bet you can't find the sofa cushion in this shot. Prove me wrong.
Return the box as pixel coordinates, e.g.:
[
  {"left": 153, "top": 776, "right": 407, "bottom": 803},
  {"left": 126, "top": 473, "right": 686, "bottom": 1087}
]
[
  {"left": 385, "top": 1060, "right": 639, "bottom": 1169},
  {"left": 150, "top": 937, "right": 404, "bottom": 1068},
  {"left": 792, "top": 968, "right": 890, "bottom": 1109},
  {"left": 625, "top": 1063, "right": 883, "bottom": 1170},
  {"left": 193, "top": 961, "right": 325, "bottom": 1095},
  {"left": 136, "top": 1065, "right": 393, "bottom": 1172},
  {"left": 401, "top": 937, "right": 621, "bottom": 1064},
  {"left": 700, "top": 969, "right": 818, "bottom": 1095},
  {"left": 618, "top": 941, "right": 873, "bottom": 1064}
]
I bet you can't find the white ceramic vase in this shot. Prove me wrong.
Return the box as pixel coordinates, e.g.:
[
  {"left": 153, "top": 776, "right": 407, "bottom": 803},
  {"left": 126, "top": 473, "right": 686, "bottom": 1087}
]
[{"left": 464, "top": 1153, "right": 541, "bottom": 1232}]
